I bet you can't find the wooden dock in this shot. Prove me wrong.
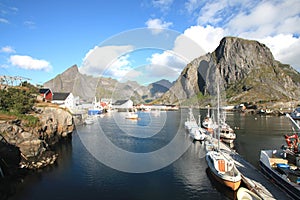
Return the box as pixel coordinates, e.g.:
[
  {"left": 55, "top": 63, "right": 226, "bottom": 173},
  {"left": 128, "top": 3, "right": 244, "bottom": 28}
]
[{"left": 206, "top": 135, "right": 291, "bottom": 199}]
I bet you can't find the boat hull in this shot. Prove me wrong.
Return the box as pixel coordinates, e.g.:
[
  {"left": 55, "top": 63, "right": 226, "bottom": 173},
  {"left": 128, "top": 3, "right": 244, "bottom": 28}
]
[
  {"left": 208, "top": 166, "right": 241, "bottom": 191},
  {"left": 260, "top": 150, "right": 300, "bottom": 200},
  {"left": 206, "top": 152, "right": 241, "bottom": 191}
]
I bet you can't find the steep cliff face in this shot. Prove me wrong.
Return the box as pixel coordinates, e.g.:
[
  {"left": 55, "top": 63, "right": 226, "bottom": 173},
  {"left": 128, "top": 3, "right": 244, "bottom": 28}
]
[
  {"left": 0, "top": 107, "right": 74, "bottom": 159},
  {"left": 162, "top": 37, "right": 300, "bottom": 104}
]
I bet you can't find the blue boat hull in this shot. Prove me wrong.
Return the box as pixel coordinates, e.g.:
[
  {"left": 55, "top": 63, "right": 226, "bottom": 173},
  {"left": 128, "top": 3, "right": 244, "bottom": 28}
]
[{"left": 88, "top": 109, "right": 102, "bottom": 115}]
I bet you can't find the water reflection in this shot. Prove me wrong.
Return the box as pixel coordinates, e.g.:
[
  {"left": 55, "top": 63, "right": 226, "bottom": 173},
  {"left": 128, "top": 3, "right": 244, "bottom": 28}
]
[
  {"left": 173, "top": 140, "right": 226, "bottom": 199},
  {"left": 10, "top": 110, "right": 295, "bottom": 200}
]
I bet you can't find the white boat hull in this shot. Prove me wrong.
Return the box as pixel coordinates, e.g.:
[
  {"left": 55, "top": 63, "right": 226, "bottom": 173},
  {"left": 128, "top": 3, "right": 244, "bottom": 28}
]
[{"left": 206, "top": 151, "right": 241, "bottom": 191}]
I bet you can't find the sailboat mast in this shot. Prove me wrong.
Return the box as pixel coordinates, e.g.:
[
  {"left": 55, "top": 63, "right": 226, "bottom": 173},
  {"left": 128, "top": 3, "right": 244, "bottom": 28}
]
[{"left": 217, "top": 81, "right": 220, "bottom": 151}]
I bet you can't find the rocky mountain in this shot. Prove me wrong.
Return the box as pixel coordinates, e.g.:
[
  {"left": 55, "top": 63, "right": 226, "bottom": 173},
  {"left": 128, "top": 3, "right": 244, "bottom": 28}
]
[
  {"left": 44, "top": 65, "right": 99, "bottom": 101},
  {"left": 147, "top": 79, "right": 173, "bottom": 99},
  {"left": 161, "top": 37, "right": 300, "bottom": 105},
  {"left": 44, "top": 65, "right": 173, "bottom": 103}
]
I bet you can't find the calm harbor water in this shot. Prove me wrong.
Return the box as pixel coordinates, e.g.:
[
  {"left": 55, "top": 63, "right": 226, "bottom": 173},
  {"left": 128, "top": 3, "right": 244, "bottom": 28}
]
[{"left": 10, "top": 109, "right": 295, "bottom": 200}]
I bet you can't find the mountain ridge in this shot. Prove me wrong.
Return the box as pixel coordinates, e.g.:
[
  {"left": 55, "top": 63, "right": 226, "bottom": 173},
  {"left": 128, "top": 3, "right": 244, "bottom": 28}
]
[
  {"left": 43, "top": 66, "right": 173, "bottom": 103},
  {"left": 161, "top": 37, "right": 300, "bottom": 106},
  {"left": 44, "top": 36, "right": 300, "bottom": 106}
]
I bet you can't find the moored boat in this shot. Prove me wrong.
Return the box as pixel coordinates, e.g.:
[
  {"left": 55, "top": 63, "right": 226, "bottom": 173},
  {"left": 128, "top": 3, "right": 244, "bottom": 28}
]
[
  {"left": 125, "top": 112, "right": 139, "bottom": 119},
  {"left": 206, "top": 150, "right": 241, "bottom": 191},
  {"left": 185, "top": 108, "right": 206, "bottom": 141},
  {"left": 205, "top": 83, "right": 241, "bottom": 191},
  {"left": 220, "top": 122, "right": 236, "bottom": 144},
  {"left": 259, "top": 149, "right": 300, "bottom": 200},
  {"left": 202, "top": 106, "right": 218, "bottom": 133}
]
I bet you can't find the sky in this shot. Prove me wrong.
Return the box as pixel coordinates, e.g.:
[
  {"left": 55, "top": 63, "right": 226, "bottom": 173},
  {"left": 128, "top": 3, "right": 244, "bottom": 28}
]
[{"left": 0, "top": 0, "right": 300, "bottom": 86}]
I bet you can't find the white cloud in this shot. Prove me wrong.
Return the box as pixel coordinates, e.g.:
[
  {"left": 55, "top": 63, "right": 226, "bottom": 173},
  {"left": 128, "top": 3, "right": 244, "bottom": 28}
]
[
  {"left": 144, "top": 25, "right": 224, "bottom": 83},
  {"left": 185, "top": 0, "right": 202, "bottom": 14},
  {"left": 106, "top": 55, "right": 142, "bottom": 81},
  {"left": 152, "top": 0, "right": 173, "bottom": 12},
  {"left": 226, "top": 0, "right": 300, "bottom": 38},
  {"left": 9, "top": 55, "right": 52, "bottom": 71},
  {"left": 145, "top": 25, "right": 224, "bottom": 76},
  {"left": 144, "top": 63, "right": 180, "bottom": 79},
  {"left": 0, "top": 18, "right": 9, "bottom": 24},
  {"left": 147, "top": 51, "right": 187, "bottom": 71},
  {"left": 1, "top": 46, "right": 15, "bottom": 53},
  {"left": 181, "top": 25, "right": 225, "bottom": 54},
  {"left": 24, "top": 21, "right": 36, "bottom": 29},
  {"left": 145, "top": 18, "right": 173, "bottom": 34},
  {"left": 197, "top": 1, "right": 225, "bottom": 25},
  {"left": 259, "top": 34, "right": 300, "bottom": 70},
  {"left": 80, "top": 45, "right": 138, "bottom": 80},
  {"left": 0, "top": 64, "right": 9, "bottom": 69},
  {"left": 182, "top": 0, "right": 300, "bottom": 70}
]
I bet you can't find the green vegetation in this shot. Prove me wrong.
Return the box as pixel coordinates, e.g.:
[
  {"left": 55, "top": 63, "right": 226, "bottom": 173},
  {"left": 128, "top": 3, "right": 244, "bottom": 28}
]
[
  {"left": 0, "top": 87, "right": 35, "bottom": 114},
  {"left": 0, "top": 110, "right": 39, "bottom": 127},
  {"left": 181, "top": 92, "right": 209, "bottom": 106},
  {"left": 0, "top": 82, "right": 40, "bottom": 127},
  {"left": 279, "top": 63, "right": 300, "bottom": 83}
]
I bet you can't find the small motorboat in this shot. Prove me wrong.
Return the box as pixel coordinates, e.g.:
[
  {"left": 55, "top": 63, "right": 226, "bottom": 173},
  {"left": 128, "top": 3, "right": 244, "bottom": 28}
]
[{"left": 125, "top": 112, "right": 138, "bottom": 119}]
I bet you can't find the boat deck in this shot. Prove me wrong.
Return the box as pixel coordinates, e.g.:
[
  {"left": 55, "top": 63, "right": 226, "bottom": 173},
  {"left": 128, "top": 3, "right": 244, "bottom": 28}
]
[{"left": 206, "top": 135, "right": 291, "bottom": 199}]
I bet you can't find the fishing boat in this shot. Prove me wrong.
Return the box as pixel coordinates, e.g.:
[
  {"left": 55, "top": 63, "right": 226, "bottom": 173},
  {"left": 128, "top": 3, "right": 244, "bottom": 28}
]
[
  {"left": 220, "top": 122, "right": 236, "bottom": 144},
  {"left": 205, "top": 83, "right": 241, "bottom": 191},
  {"left": 88, "top": 97, "right": 103, "bottom": 116},
  {"left": 184, "top": 108, "right": 206, "bottom": 141},
  {"left": 259, "top": 149, "right": 300, "bottom": 200},
  {"left": 259, "top": 114, "right": 300, "bottom": 199},
  {"left": 237, "top": 187, "right": 262, "bottom": 200},
  {"left": 219, "top": 111, "right": 236, "bottom": 144}
]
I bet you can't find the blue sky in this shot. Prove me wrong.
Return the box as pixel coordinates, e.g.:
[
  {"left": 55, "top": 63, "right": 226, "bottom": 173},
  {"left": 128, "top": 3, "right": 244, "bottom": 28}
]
[{"left": 0, "top": 0, "right": 300, "bottom": 86}]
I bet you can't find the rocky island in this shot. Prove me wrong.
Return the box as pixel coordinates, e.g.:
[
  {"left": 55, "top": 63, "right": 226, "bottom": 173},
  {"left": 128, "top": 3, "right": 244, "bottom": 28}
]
[{"left": 0, "top": 84, "right": 74, "bottom": 199}]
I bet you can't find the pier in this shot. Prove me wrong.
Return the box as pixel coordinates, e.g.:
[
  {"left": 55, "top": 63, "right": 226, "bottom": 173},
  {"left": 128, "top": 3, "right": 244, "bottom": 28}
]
[{"left": 206, "top": 135, "right": 291, "bottom": 199}]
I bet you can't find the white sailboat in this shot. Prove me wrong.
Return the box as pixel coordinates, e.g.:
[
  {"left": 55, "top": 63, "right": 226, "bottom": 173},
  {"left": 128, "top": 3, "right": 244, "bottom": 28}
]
[
  {"left": 202, "top": 106, "right": 217, "bottom": 133},
  {"left": 185, "top": 108, "right": 206, "bottom": 141},
  {"left": 205, "top": 82, "right": 241, "bottom": 191},
  {"left": 219, "top": 114, "right": 236, "bottom": 144}
]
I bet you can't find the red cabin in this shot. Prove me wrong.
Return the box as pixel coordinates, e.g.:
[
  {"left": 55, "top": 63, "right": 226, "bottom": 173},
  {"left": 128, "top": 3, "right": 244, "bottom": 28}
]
[{"left": 39, "top": 88, "right": 53, "bottom": 101}]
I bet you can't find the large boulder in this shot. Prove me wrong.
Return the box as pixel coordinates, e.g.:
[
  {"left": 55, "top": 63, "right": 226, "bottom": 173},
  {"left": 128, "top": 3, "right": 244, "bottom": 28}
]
[
  {"left": 0, "top": 107, "right": 74, "bottom": 158},
  {"left": 37, "top": 107, "right": 74, "bottom": 140}
]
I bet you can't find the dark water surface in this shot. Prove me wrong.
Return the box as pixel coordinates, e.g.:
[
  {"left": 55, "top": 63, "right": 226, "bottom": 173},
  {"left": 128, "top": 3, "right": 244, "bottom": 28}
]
[{"left": 10, "top": 109, "right": 295, "bottom": 200}]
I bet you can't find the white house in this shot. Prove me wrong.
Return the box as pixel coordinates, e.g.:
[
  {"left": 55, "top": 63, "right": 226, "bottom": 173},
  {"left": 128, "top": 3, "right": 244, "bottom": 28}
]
[
  {"left": 111, "top": 99, "right": 133, "bottom": 109},
  {"left": 52, "top": 92, "right": 75, "bottom": 109}
]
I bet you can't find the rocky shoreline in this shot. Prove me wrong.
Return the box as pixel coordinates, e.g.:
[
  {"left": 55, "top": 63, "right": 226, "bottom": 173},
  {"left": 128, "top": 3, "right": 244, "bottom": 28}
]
[{"left": 0, "top": 106, "right": 75, "bottom": 199}]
